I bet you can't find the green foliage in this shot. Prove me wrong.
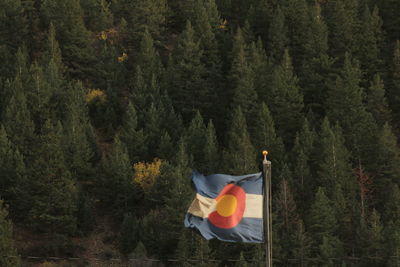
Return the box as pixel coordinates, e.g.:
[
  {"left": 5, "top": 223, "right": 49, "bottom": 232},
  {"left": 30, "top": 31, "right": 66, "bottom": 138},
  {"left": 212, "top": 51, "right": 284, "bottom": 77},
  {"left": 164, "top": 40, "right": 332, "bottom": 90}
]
[
  {"left": 119, "top": 212, "right": 139, "bottom": 255},
  {"left": 120, "top": 102, "right": 147, "bottom": 162},
  {"left": 223, "top": 106, "right": 257, "bottom": 174},
  {"left": 28, "top": 121, "right": 77, "bottom": 235},
  {"left": 0, "top": 200, "right": 21, "bottom": 267}
]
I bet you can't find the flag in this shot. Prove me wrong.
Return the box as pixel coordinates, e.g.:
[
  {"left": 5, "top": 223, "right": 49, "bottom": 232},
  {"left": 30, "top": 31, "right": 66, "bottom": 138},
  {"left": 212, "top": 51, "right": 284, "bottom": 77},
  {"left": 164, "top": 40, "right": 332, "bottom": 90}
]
[{"left": 184, "top": 171, "right": 263, "bottom": 243}]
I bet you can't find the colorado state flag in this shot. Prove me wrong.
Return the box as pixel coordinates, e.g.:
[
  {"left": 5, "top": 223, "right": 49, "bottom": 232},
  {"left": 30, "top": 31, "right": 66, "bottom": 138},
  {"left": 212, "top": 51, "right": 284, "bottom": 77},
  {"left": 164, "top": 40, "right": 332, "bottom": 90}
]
[{"left": 184, "top": 171, "right": 263, "bottom": 243}]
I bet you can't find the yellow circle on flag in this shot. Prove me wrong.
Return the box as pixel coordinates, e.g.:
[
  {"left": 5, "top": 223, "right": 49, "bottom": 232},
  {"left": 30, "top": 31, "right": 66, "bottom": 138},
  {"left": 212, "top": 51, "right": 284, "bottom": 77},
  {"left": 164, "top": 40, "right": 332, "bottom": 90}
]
[{"left": 216, "top": 194, "right": 237, "bottom": 217}]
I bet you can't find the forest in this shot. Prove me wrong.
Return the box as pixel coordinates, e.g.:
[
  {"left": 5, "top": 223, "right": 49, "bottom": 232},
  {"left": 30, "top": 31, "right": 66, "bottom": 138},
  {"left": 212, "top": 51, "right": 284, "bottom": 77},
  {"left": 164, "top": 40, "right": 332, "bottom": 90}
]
[{"left": 0, "top": 0, "right": 400, "bottom": 266}]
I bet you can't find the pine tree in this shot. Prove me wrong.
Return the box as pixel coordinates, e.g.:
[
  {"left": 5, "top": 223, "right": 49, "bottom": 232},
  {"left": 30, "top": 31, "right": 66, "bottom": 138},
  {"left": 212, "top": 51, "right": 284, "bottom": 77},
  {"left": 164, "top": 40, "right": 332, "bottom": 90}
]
[
  {"left": 136, "top": 28, "right": 163, "bottom": 83},
  {"left": 268, "top": 49, "right": 304, "bottom": 147},
  {"left": 167, "top": 21, "right": 207, "bottom": 122},
  {"left": 326, "top": 53, "right": 379, "bottom": 169},
  {"left": 378, "top": 0, "right": 400, "bottom": 42},
  {"left": 41, "top": 0, "right": 95, "bottom": 80},
  {"left": 291, "top": 119, "right": 317, "bottom": 208},
  {"left": 2, "top": 78, "right": 35, "bottom": 160},
  {"left": 0, "top": 0, "right": 28, "bottom": 79},
  {"left": 0, "top": 200, "right": 21, "bottom": 267},
  {"left": 99, "top": 136, "right": 136, "bottom": 217},
  {"left": 192, "top": 0, "right": 222, "bottom": 121},
  {"left": 282, "top": 0, "right": 309, "bottom": 70},
  {"left": 248, "top": 39, "right": 270, "bottom": 99},
  {"left": 119, "top": 212, "right": 139, "bottom": 255},
  {"left": 129, "top": 0, "right": 168, "bottom": 43},
  {"left": 317, "top": 118, "right": 355, "bottom": 198},
  {"left": 308, "top": 187, "right": 343, "bottom": 262},
  {"left": 62, "top": 83, "right": 95, "bottom": 181},
  {"left": 323, "top": 0, "right": 359, "bottom": 60},
  {"left": 0, "top": 126, "right": 26, "bottom": 213},
  {"left": 387, "top": 40, "right": 400, "bottom": 125},
  {"left": 223, "top": 106, "right": 257, "bottom": 174},
  {"left": 143, "top": 103, "right": 162, "bottom": 160},
  {"left": 28, "top": 120, "right": 77, "bottom": 234},
  {"left": 163, "top": 141, "right": 194, "bottom": 255},
  {"left": 228, "top": 28, "right": 258, "bottom": 132},
  {"left": 185, "top": 111, "right": 207, "bottom": 171},
  {"left": 267, "top": 6, "right": 288, "bottom": 63},
  {"left": 203, "top": 120, "right": 219, "bottom": 174},
  {"left": 356, "top": 5, "right": 383, "bottom": 82},
  {"left": 291, "top": 220, "right": 312, "bottom": 267},
  {"left": 300, "top": 2, "right": 334, "bottom": 117},
  {"left": 247, "top": 0, "right": 273, "bottom": 46},
  {"left": 80, "top": 0, "right": 113, "bottom": 32},
  {"left": 367, "top": 74, "right": 391, "bottom": 126},
  {"left": 374, "top": 123, "right": 400, "bottom": 205},
  {"left": 274, "top": 177, "right": 299, "bottom": 264},
  {"left": 360, "top": 209, "right": 385, "bottom": 266},
  {"left": 120, "top": 102, "right": 147, "bottom": 163},
  {"left": 253, "top": 103, "right": 284, "bottom": 170}
]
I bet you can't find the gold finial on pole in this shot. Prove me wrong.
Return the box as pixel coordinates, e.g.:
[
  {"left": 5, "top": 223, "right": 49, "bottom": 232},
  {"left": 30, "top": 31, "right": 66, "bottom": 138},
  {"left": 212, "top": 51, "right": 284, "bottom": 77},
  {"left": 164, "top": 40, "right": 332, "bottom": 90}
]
[{"left": 262, "top": 150, "right": 269, "bottom": 161}]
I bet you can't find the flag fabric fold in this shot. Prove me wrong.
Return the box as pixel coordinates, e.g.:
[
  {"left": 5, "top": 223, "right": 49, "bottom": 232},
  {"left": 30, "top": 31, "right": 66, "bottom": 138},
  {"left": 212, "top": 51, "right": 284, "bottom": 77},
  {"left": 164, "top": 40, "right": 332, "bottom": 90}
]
[{"left": 184, "top": 171, "right": 264, "bottom": 243}]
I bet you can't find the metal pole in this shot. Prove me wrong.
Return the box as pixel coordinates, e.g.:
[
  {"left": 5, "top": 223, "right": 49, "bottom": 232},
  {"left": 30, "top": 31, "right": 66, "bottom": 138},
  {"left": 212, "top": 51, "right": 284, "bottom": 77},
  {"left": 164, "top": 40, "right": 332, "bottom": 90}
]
[{"left": 262, "top": 151, "right": 272, "bottom": 267}]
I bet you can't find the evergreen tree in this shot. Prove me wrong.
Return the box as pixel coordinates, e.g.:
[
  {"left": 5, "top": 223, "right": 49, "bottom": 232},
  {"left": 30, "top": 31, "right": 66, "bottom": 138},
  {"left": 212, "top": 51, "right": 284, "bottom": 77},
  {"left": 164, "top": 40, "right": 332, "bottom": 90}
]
[
  {"left": 167, "top": 21, "right": 207, "bottom": 122},
  {"left": 76, "top": 192, "right": 95, "bottom": 235},
  {"left": 0, "top": 0, "right": 28, "bottom": 79},
  {"left": 360, "top": 209, "right": 385, "bottom": 266},
  {"left": 41, "top": 0, "right": 95, "bottom": 80},
  {"left": 317, "top": 119, "right": 355, "bottom": 199},
  {"left": 223, "top": 106, "right": 257, "bottom": 174},
  {"left": 0, "top": 200, "right": 21, "bottom": 267},
  {"left": 185, "top": 111, "right": 207, "bottom": 171},
  {"left": 387, "top": 40, "right": 400, "bottom": 125},
  {"left": 80, "top": 0, "right": 113, "bottom": 32},
  {"left": 282, "top": 0, "right": 309, "bottom": 70},
  {"left": 203, "top": 120, "right": 219, "bottom": 174},
  {"left": 129, "top": 0, "right": 168, "bottom": 43},
  {"left": 326, "top": 53, "right": 379, "bottom": 169},
  {"left": 308, "top": 187, "right": 343, "bottom": 263},
  {"left": 143, "top": 103, "right": 162, "bottom": 160},
  {"left": 366, "top": 74, "right": 391, "bottom": 126},
  {"left": 62, "top": 83, "right": 95, "bottom": 181},
  {"left": 291, "top": 119, "right": 317, "bottom": 209},
  {"left": 2, "top": 78, "right": 35, "bottom": 160},
  {"left": 119, "top": 212, "right": 139, "bottom": 255},
  {"left": 192, "top": 0, "right": 222, "bottom": 121},
  {"left": 136, "top": 28, "right": 163, "bottom": 83},
  {"left": 99, "top": 136, "right": 136, "bottom": 217},
  {"left": 374, "top": 123, "right": 400, "bottom": 205},
  {"left": 228, "top": 28, "right": 258, "bottom": 132},
  {"left": 0, "top": 126, "right": 26, "bottom": 214},
  {"left": 323, "top": 0, "right": 359, "bottom": 60},
  {"left": 357, "top": 5, "right": 383, "bottom": 82},
  {"left": 300, "top": 2, "right": 334, "bottom": 117},
  {"left": 120, "top": 102, "right": 147, "bottom": 163},
  {"left": 162, "top": 141, "right": 193, "bottom": 256},
  {"left": 267, "top": 5, "right": 288, "bottom": 63},
  {"left": 274, "top": 177, "right": 299, "bottom": 264},
  {"left": 291, "top": 220, "right": 312, "bottom": 267},
  {"left": 28, "top": 120, "right": 77, "bottom": 234},
  {"left": 253, "top": 103, "right": 284, "bottom": 170},
  {"left": 378, "top": 0, "right": 400, "bottom": 42},
  {"left": 268, "top": 49, "right": 304, "bottom": 147}
]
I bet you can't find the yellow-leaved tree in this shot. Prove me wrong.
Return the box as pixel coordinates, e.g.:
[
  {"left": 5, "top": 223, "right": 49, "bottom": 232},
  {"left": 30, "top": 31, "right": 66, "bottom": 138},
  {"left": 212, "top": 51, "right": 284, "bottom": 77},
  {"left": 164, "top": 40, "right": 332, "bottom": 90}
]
[{"left": 133, "top": 158, "right": 162, "bottom": 193}]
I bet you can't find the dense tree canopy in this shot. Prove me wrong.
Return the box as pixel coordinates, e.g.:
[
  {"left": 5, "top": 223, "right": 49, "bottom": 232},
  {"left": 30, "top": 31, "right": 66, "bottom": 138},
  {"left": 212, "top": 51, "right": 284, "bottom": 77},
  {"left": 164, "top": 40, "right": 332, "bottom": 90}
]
[{"left": 0, "top": 0, "right": 400, "bottom": 265}]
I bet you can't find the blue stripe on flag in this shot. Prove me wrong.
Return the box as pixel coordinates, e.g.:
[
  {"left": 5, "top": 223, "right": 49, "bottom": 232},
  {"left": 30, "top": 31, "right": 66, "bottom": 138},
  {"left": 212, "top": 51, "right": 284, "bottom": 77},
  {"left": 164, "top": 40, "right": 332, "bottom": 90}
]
[
  {"left": 184, "top": 213, "right": 263, "bottom": 243},
  {"left": 192, "top": 171, "right": 263, "bottom": 198}
]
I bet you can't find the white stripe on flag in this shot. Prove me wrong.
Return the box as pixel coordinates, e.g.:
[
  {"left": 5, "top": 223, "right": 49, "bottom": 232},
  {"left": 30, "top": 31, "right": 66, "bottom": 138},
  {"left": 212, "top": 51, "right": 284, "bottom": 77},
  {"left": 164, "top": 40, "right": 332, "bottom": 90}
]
[{"left": 187, "top": 193, "right": 263, "bottom": 219}]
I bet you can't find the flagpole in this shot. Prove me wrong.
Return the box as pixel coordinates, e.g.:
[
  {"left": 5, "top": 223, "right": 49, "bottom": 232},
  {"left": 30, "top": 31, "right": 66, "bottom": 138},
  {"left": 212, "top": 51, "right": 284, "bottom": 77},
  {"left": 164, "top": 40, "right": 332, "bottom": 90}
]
[{"left": 262, "top": 150, "right": 272, "bottom": 267}]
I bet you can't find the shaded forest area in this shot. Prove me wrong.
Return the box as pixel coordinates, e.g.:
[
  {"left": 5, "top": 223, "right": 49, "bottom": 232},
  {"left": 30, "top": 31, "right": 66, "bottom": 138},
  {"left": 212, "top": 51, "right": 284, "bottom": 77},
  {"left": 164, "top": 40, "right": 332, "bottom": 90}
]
[{"left": 1, "top": 0, "right": 400, "bottom": 266}]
